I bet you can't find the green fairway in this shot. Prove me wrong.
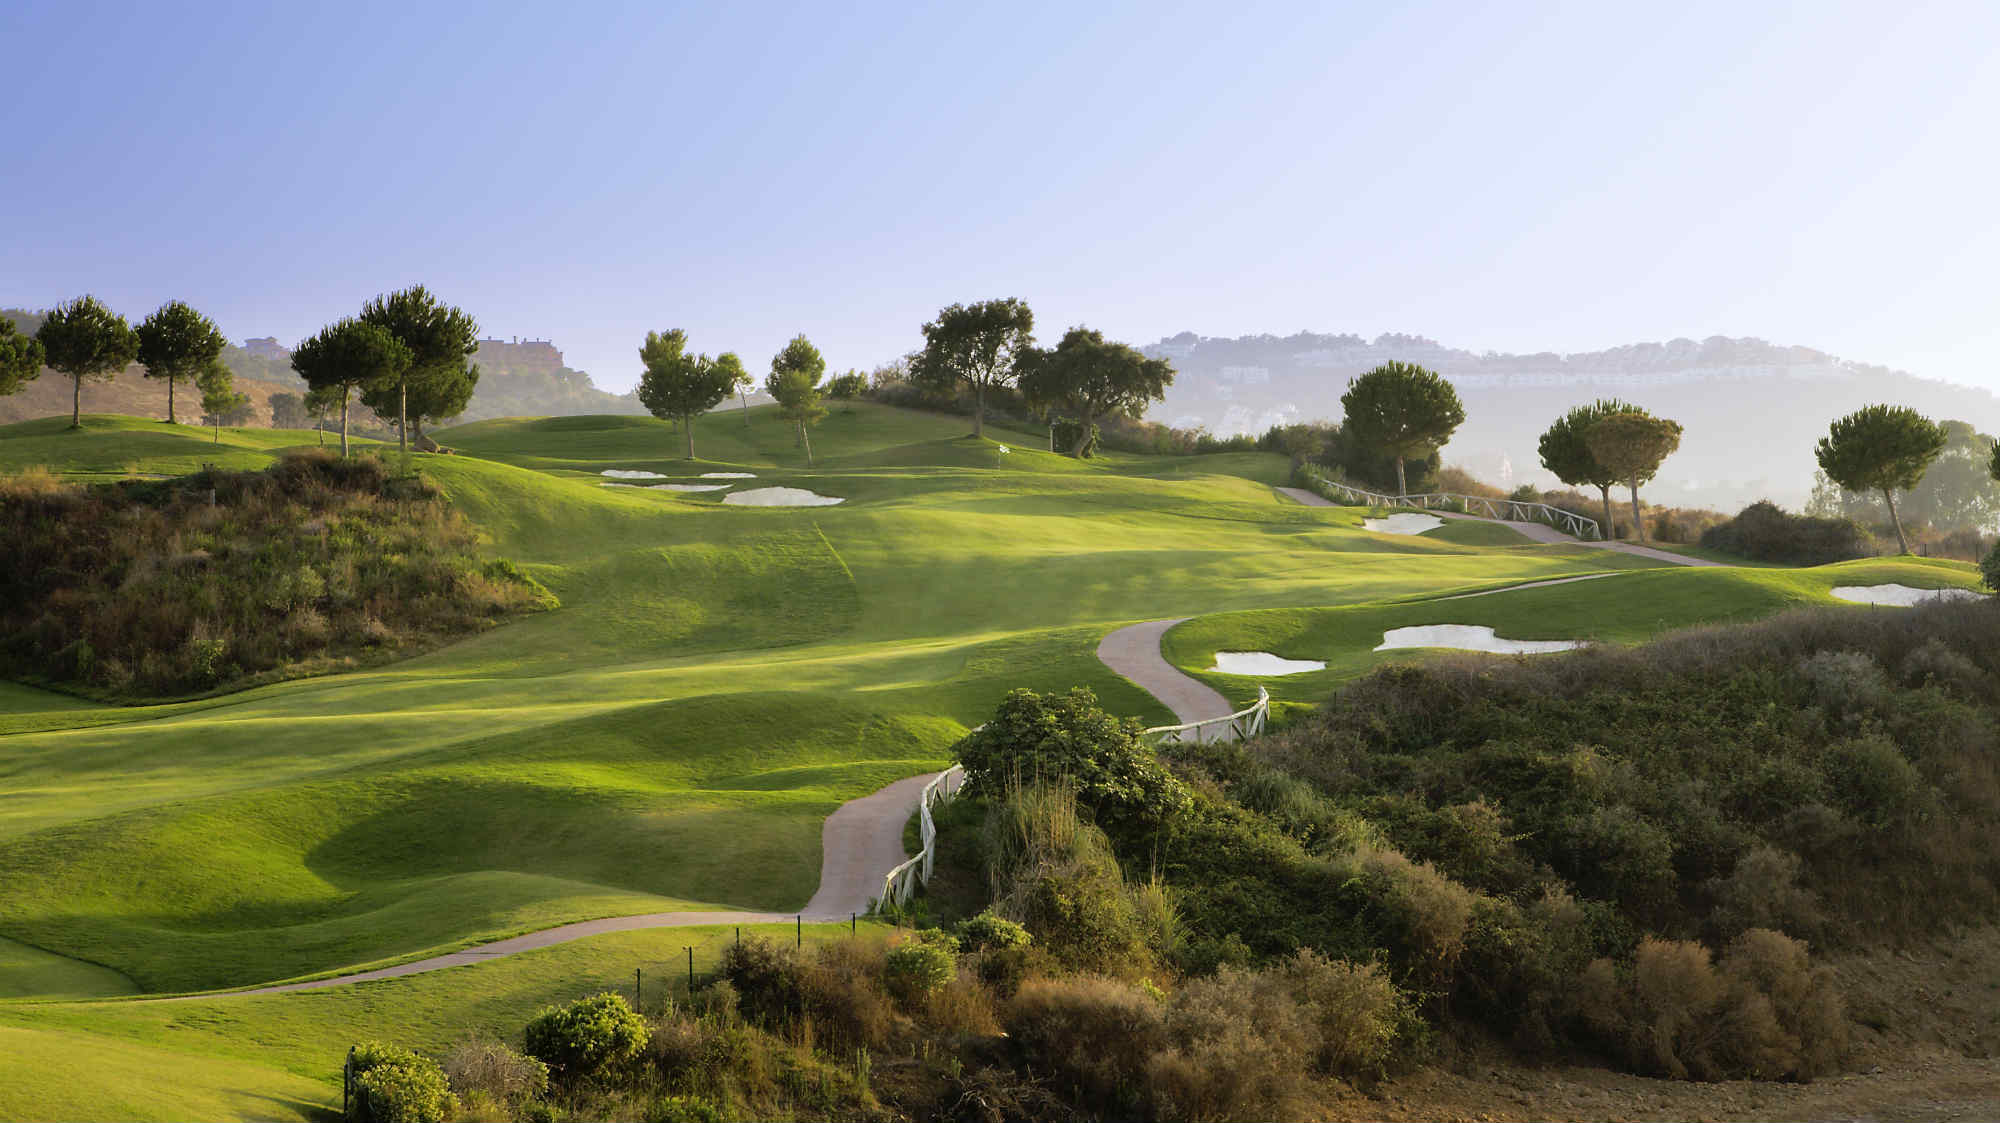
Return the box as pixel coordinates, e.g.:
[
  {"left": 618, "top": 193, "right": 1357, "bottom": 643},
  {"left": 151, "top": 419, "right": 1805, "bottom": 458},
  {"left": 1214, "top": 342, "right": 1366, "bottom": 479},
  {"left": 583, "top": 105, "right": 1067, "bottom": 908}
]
[
  {"left": 1162, "top": 556, "right": 1984, "bottom": 703},
  {"left": 1, "top": 403, "right": 1928, "bottom": 1116}
]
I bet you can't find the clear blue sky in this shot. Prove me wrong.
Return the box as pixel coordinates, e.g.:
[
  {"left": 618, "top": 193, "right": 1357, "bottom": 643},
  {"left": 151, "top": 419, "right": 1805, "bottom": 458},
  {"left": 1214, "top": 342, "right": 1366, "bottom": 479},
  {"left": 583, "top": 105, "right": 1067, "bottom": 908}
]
[{"left": 5, "top": 0, "right": 1997, "bottom": 394}]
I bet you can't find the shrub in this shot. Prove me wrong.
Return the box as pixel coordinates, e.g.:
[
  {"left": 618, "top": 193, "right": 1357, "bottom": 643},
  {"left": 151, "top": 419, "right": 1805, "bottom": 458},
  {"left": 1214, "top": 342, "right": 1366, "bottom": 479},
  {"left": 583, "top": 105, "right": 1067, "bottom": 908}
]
[
  {"left": 825, "top": 371, "right": 868, "bottom": 399},
  {"left": 1705, "top": 845, "right": 1824, "bottom": 939},
  {"left": 646, "top": 1096, "right": 729, "bottom": 1123},
  {"left": 1700, "top": 500, "right": 1873, "bottom": 564},
  {"left": 955, "top": 908, "right": 1030, "bottom": 952},
  {"left": 1004, "top": 976, "right": 1166, "bottom": 1115},
  {"left": 523, "top": 992, "right": 650, "bottom": 1083},
  {"left": 347, "top": 1042, "right": 456, "bottom": 1123},
  {"left": 719, "top": 937, "right": 804, "bottom": 1026},
  {"left": 1278, "top": 949, "right": 1412, "bottom": 1080},
  {"left": 885, "top": 941, "right": 957, "bottom": 1004},
  {"left": 959, "top": 687, "right": 1192, "bottom": 835},
  {"left": 1149, "top": 965, "right": 1315, "bottom": 1122},
  {"left": 1572, "top": 931, "right": 1846, "bottom": 1081},
  {"left": 441, "top": 1039, "right": 549, "bottom": 1107}
]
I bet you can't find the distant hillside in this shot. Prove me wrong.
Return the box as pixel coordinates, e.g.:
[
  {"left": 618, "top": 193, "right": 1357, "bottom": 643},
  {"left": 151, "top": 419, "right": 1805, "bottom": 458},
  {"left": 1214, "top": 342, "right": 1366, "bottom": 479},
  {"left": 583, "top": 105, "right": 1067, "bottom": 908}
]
[
  {"left": 1143, "top": 331, "right": 2000, "bottom": 510},
  {"left": 456, "top": 337, "right": 643, "bottom": 421}
]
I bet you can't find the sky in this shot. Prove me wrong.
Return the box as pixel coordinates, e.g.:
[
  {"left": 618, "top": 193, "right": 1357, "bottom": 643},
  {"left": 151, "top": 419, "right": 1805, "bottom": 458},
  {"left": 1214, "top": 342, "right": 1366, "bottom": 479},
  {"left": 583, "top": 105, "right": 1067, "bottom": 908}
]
[{"left": 4, "top": 0, "right": 1998, "bottom": 395}]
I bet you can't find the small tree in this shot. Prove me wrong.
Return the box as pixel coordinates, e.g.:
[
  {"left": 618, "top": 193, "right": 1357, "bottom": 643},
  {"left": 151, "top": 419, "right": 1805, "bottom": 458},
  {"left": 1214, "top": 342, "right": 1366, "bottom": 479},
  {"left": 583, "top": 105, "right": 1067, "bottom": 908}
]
[
  {"left": 0, "top": 318, "right": 46, "bottom": 397},
  {"left": 135, "top": 300, "right": 227, "bottom": 425},
  {"left": 37, "top": 295, "right": 139, "bottom": 429},
  {"left": 1018, "top": 327, "right": 1176, "bottom": 457},
  {"left": 765, "top": 334, "right": 827, "bottom": 466},
  {"left": 911, "top": 298, "right": 1035, "bottom": 438},
  {"left": 304, "top": 383, "right": 345, "bottom": 447},
  {"left": 1538, "top": 398, "right": 1641, "bottom": 536},
  {"left": 197, "top": 361, "right": 251, "bottom": 442},
  {"left": 358, "top": 286, "right": 479, "bottom": 454},
  {"left": 1586, "top": 411, "right": 1684, "bottom": 543},
  {"left": 717, "top": 350, "right": 752, "bottom": 428},
  {"left": 1339, "top": 361, "right": 1465, "bottom": 496},
  {"left": 636, "top": 329, "right": 738, "bottom": 458},
  {"left": 1815, "top": 404, "right": 1947, "bottom": 554},
  {"left": 958, "top": 687, "right": 1192, "bottom": 835},
  {"left": 268, "top": 391, "right": 309, "bottom": 429},
  {"left": 292, "top": 319, "right": 412, "bottom": 457}
]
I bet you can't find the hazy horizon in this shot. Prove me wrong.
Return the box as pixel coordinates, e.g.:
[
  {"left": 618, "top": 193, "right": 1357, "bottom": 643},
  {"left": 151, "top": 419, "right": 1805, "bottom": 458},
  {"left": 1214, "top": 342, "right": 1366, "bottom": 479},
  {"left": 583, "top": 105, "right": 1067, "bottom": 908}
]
[{"left": 6, "top": 0, "right": 1997, "bottom": 396}]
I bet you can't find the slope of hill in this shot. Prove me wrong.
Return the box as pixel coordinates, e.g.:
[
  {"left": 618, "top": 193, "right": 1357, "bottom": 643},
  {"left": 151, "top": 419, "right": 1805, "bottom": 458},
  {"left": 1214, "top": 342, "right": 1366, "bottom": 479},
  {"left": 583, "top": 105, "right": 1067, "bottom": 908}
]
[
  {"left": 0, "top": 404, "right": 1986, "bottom": 1116},
  {"left": 1144, "top": 331, "right": 2000, "bottom": 510}
]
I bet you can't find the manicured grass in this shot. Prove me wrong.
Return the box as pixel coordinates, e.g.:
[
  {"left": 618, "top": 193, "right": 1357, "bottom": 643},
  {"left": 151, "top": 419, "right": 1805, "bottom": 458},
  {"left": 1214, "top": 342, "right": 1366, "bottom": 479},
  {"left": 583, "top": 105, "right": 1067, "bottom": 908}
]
[
  {"left": 0, "top": 406, "right": 1878, "bottom": 1116},
  {"left": 0, "top": 920, "right": 871, "bottom": 1120},
  {"left": 1162, "top": 556, "right": 1985, "bottom": 703}
]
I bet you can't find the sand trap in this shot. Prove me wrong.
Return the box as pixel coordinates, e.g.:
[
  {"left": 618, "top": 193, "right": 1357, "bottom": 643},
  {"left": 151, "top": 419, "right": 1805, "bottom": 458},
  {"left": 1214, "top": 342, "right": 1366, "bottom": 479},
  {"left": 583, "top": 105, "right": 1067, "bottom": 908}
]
[
  {"left": 601, "top": 469, "right": 667, "bottom": 479},
  {"left": 997, "top": 445, "right": 1010, "bottom": 454},
  {"left": 1363, "top": 513, "right": 1446, "bottom": 535},
  {"left": 722, "top": 487, "right": 844, "bottom": 507},
  {"left": 1831, "top": 584, "right": 1985, "bottom": 607},
  {"left": 1208, "top": 651, "right": 1326, "bottom": 676},
  {"left": 700, "top": 472, "right": 756, "bottom": 478},
  {"left": 1376, "top": 625, "right": 1582, "bottom": 654},
  {"left": 656, "top": 483, "right": 730, "bottom": 492}
]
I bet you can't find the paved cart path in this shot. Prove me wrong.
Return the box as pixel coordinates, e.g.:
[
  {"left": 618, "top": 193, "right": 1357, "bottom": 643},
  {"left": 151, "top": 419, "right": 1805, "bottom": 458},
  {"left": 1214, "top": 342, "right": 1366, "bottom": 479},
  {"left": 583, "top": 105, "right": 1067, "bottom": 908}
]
[
  {"left": 1096, "top": 617, "right": 1237, "bottom": 728},
  {"left": 187, "top": 770, "right": 949, "bottom": 998}
]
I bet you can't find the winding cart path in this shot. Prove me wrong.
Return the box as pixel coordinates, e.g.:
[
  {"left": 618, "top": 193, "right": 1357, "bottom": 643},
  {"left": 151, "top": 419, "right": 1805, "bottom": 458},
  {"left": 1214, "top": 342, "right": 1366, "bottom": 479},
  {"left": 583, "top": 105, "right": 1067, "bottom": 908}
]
[{"left": 190, "top": 770, "right": 948, "bottom": 998}]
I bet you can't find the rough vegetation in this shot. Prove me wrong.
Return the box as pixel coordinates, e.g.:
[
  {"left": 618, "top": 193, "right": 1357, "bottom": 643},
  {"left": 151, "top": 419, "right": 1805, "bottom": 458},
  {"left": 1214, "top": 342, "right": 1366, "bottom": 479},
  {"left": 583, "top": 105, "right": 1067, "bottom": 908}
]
[{"left": 0, "top": 450, "right": 553, "bottom": 697}]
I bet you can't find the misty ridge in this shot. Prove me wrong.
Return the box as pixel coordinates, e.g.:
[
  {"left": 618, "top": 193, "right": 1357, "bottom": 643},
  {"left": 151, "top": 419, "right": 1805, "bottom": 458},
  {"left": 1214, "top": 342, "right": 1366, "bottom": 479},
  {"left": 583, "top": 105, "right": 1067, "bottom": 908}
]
[{"left": 1144, "top": 331, "right": 2000, "bottom": 513}]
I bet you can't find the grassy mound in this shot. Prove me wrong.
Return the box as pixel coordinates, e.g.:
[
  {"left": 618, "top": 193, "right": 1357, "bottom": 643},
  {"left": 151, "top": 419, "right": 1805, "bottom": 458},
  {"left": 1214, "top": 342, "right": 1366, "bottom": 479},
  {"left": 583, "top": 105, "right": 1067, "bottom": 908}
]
[{"left": 0, "top": 451, "right": 554, "bottom": 698}]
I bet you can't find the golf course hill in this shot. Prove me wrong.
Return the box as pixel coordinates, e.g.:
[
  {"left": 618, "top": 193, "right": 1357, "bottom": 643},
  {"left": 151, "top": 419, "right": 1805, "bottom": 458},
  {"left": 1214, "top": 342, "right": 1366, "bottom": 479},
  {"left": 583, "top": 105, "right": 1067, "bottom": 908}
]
[{"left": 0, "top": 400, "right": 1990, "bottom": 1120}]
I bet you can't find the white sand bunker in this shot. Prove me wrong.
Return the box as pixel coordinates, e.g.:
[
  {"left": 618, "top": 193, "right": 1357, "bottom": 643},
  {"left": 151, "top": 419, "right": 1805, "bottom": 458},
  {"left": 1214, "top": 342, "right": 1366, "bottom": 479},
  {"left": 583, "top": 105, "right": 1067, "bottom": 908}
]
[
  {"left": 1831, "top": 584, "right": 1985, "bottom": 607},
  {"left": 700, "top": 472, "right": 756, "bottom": 478},
  {"left": 722, "top": 487, "right": 845, "bottom": 507},
  {"left": 1376, "top": 625, "right": 1582, "bottom": 655},
  {"left": 1209, "top": 651, "right": 1326, "bottom": 676},
  {"left": 655, "top": 483, "right": 731, "bottom": 492},
  {"left": 1363, "top": 513, "right": 1446, "bottom": 535},
  {"left": 601, "top": 469, "right": 667, "bottom": 479}
]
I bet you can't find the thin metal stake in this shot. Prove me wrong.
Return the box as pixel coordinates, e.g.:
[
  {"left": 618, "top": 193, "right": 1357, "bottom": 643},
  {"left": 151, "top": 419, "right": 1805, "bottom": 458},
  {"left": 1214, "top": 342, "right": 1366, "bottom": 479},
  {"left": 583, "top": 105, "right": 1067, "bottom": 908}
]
[
  {"left": 635, "top": 968, "right": 642, "bottom": 1009},
  {"left": 796, "top": 914, "right": 802, "bottom": 948},
  {"left": 687, "top": 946, "right": 694, "bottom": 994}
]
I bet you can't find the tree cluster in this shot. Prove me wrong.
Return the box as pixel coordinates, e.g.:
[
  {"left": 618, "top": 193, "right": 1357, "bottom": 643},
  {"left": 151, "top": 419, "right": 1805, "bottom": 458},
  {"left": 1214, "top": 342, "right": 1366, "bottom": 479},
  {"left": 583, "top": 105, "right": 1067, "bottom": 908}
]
[{"left": 291, "top": 286, "right": 480, "bottom": 458}]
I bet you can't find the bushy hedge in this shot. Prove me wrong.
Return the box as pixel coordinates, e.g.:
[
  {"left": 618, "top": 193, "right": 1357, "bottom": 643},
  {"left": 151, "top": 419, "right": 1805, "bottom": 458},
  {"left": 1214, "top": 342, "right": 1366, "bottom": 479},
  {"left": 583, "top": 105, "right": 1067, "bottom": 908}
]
[
  {"left": 1700, "top": 500, "right": 1874, "bottom": 564},
  {"left": 0, "top": 452, "right": 554, "bottom": 697}
]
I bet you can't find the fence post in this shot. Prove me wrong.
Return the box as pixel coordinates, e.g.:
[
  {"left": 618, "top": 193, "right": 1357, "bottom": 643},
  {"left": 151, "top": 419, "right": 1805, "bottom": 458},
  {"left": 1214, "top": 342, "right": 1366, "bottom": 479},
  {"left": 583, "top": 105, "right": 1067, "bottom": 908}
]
[
  {"left": 686, "top": 946, "right": 694, "bottom": 994},
  {"left": 343, "top": 1045, "right": 354, "bottom": 1118},
  {"left": 635, "top": 967, "right": 642, "bottom": 1009},
  {"left": 796, "top": 915, "right": 802, "bottom": 949}
]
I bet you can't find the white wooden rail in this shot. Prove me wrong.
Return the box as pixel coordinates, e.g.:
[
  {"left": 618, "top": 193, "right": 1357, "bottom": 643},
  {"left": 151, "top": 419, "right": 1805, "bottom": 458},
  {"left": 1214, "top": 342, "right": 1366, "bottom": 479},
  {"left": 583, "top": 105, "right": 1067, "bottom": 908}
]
[
  {"left": 1297, "top": 469, "right": 1603, "bottom": 540},
  {"left": 1141, "top": 686, "right": 1270, "bottom": 745},
  {"left": 876, "top": 764, "right": 964, "bottom": 912}
]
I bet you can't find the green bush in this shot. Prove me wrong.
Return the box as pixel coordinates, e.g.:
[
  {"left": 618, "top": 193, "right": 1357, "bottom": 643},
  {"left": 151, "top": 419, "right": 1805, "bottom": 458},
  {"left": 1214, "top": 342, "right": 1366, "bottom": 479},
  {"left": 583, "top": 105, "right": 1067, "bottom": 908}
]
[
  {"left": 959, "top": 687, "right": 1192, "bottom": 835},
  {"left": 1700, "top": 500, "right": 1873, "bottom": 564},
  {"left": 523, "top": 992, "right": 650, "bottom": 1084},
  {"left": 955, "top": 908, "right": 1030, "bottom": 952},
  {"left": 645, "top": 1094, "right": 729, "bottom": 1123},
  {"left": 885, "top": 941, "right": 956, "bottom": 1003},
  {"left": 347, "top": 1042, "right": 456, "bottom": 1123}
]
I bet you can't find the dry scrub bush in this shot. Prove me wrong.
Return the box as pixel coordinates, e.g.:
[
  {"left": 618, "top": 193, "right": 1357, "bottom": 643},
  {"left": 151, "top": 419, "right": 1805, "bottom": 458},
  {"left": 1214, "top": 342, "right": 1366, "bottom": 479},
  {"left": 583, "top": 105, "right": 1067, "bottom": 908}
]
[
  {"left": 1706, "top": 845, "right": 1824, "bottom": 939},
  {"left": 1355, "top": 845, "right": 1478, "bottom": 980},
  {"left": 440, "top": 1039, "right": 548, "bottom": 1115},
  {"left": 1003, "top": 976, "right": 1166, "bottom": 1114},
  {"left": 983, "top": 782, "right": 1161, "bottom": 976},
  {"left": 1574, "top": 930, "right": 1846, "bottom": 1080}
]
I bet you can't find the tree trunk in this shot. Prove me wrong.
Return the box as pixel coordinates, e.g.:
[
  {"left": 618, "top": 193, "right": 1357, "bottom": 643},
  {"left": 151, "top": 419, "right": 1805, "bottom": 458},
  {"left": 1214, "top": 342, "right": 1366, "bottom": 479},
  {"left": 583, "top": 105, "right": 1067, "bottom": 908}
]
[
  {"left": 1884, "top": 487, "right": 1910, "bottom": 553},
  {"left": 1628, "top": 478, "right": 1646, "bottom": 543},
  {"left": 740, "top": 388, "right": 750, "bottom": 427},
  {"left": 974, "top": 381, "right": 985, "bottom": 439},
  {"left": 1394, "top": 456, "right": 1408, "bottom": 498},
  {"left": 167, "top": 377, "right": 176, "bottom": 425},
  {"left": 397, "top": 382, "right": 408, "bottom": 455},
  {"left": 802, "top": 425, "right": 814, "bottom": 468},
  {"left": 317, "top": 421, "right": 325, "bottom": 448},
  {"left": 71, "top": 373, "right": 81, "bottom": 429},
  {"left": 684, "top": 412, "right": 695, "bottom": 459},
  {"left": 1070, "top": 411, "right": 1095, "bottom": 457},
  {"left": 339, "top": 393, "right": 350, "bottom": 459},
  {"left": 1598, "top": 484, "right": 1615, "bottom": 540}
]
